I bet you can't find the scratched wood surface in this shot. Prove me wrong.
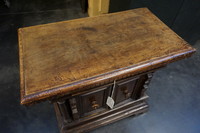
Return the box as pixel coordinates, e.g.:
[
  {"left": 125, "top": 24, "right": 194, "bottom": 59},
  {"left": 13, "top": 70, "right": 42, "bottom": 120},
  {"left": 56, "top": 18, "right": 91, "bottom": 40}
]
[{"left": 18, "top": 8, "right": 196, "bottom": 105}]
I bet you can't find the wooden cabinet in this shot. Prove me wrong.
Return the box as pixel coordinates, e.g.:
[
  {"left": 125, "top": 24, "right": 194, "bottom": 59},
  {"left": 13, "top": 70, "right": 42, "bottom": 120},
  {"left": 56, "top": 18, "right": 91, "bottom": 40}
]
[{"left": 18, "top": 8, "right": 195, "bottom": 133}]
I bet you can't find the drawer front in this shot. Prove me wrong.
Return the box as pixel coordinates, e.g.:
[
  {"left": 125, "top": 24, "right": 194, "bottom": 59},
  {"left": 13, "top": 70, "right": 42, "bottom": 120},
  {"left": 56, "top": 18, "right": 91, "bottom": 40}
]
[
  {"left": 114, "top": 77, "right": 138, "bottom": 104},
  {"left": 80, "top": 86, "right": 111, "bottom": 116}
]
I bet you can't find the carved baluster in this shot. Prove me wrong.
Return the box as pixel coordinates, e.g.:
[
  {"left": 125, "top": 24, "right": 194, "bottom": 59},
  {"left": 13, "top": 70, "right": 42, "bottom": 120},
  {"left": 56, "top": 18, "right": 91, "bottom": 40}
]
[
  {"left": 141, "top": 73, "right": 153, "bottom": 96},
  {"left": 69, "top": 98, "right": 79, "bottom": 120}
]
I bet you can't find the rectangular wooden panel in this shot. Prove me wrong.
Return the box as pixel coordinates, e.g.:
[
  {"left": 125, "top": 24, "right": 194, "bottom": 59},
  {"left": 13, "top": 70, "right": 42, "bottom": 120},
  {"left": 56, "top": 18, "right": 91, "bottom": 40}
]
[
  {"left": 80, "top": 86, "right": 110, "bottom": 116},
  {"left": 114, "top": 77, "right": 138, "bottom": 104}
]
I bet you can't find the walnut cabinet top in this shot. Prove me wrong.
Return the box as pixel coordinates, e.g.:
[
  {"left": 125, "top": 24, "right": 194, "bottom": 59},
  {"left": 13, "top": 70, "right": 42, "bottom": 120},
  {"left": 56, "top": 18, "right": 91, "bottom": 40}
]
[{"left": 18, "top": 8, "right": 195, "bottom": 105}]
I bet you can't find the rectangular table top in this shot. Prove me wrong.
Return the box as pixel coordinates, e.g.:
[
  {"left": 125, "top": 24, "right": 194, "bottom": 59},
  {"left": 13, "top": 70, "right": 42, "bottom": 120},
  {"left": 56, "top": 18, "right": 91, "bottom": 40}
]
[{"left": 18, "top": 8, "right": 195, "bottom": 105}]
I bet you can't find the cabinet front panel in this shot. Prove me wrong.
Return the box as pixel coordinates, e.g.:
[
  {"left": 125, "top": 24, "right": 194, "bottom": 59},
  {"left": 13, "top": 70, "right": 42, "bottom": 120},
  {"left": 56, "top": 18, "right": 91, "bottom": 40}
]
[
  {"left": 80, "top": 86, "right": 111, "bottom": 116},
  {"left": 114, "top": 78, "right": 138, "bottom": 104}
]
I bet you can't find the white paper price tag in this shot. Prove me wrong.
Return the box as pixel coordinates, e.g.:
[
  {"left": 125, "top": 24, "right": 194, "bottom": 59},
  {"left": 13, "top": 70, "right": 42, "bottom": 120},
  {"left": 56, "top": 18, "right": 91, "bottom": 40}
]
[
  {"left": 106, "top": 96, "right": 115, "bottom": 109},
  {"left": 106, "top": 80, "right": 116, "bottom": 109}
]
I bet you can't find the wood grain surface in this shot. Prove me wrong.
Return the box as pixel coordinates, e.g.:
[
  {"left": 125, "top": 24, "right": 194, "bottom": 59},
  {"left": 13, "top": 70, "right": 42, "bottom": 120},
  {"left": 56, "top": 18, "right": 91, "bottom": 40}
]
[{"left": 18, "top": 8, "right": 196, "bottom": 105}]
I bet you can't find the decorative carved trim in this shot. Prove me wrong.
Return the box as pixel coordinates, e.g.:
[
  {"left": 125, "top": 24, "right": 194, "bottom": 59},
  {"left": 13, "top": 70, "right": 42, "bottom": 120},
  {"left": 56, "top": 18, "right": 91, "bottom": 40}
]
[
  {"left": 141, "top": 73, "right": 153, "bottom": 96},
  {"left": 69, "top": 98, "right": 79, "bottom": 120}
]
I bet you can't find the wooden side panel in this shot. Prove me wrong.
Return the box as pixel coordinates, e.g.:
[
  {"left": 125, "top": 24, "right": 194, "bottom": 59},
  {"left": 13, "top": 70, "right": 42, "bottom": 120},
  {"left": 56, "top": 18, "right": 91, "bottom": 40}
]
[
  {"left": 57, "top": 101, "right": 72, "bottom": 123},
  {"left": 133, "top": 73, "right": 153, "bottom": 99}
]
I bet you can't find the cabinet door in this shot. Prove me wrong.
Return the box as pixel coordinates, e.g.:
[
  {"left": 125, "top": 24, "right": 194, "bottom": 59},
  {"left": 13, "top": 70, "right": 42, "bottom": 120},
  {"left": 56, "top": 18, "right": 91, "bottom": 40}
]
[
  {"left": 80, "top": 85, "right": 111, "bottom": 116},
  {"left": 114, "top": 77, "right": 138, "bottom": 104}
]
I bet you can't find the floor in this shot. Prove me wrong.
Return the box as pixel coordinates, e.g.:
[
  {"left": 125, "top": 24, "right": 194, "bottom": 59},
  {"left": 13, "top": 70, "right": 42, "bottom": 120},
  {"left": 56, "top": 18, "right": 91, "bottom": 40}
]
[{"left": 0, "top": 1, "right": 200, "bottom": 133}]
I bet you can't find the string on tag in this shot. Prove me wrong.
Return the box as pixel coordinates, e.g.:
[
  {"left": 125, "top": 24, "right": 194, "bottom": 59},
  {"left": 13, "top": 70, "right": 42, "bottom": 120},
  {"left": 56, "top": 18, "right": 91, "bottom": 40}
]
[{"left": 111, "top": 80, "right": 116, "bottom": 98}]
